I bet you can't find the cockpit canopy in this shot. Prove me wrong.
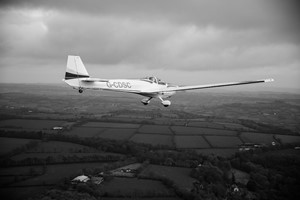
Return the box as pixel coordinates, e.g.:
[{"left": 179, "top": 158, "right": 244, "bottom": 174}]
[{"left": 142, "top": 76, "right": 167, "bottom": 85}]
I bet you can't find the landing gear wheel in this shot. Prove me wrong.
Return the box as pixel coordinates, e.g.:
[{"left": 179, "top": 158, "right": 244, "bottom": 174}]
[{"left": 141, "top": 97, "right": 152, "bottom": 105}]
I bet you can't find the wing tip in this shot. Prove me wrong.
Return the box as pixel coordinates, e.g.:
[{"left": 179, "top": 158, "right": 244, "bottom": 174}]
[{"left": 264, "top": 78, "right": 274, "bottom": 82}]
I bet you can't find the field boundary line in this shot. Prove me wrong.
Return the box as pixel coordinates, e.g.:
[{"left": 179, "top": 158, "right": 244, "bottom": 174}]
[{"left": 202, "top": 135, "right": 213, "bottom": 148}]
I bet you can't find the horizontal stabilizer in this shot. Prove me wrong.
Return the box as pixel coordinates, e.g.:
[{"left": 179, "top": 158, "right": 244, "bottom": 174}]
[{"left": 81, "top": 78, "right": 109, "bottom": 82}]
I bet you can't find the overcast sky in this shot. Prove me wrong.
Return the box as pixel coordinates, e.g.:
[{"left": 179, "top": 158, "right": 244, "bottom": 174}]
[{"left": 0, "top": 0, "right": 299, "bottom": 92}]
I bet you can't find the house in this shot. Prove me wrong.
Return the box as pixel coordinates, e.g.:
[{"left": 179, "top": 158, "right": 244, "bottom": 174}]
[
  {"left": 91, "top": 176, "right": 104, "bottom": 185},
  {"left": 71, "top": 175, "right": 90, "bottom": 184}
]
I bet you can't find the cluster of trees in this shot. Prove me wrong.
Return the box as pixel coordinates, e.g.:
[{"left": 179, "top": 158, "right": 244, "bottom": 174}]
[
  {"left": 231, "top": 149, "right": 300, "bottom": 200},
  {"left": 189, "top": 157, "right": 236, "bottom": 199},
  {"left": 136, "top": 149, "right": 202, "bottom": 168}
]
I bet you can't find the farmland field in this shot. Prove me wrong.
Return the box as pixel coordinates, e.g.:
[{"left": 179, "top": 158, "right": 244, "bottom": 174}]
[
  {"left": 100, "top": 177, "right": 174, "bottom": 197},
  {"left": 188, "top": 121, "right": 224, "bottom": 129},
  {"left": 65, "top": 127, "right": 105, "bottom": 137},
  {"left": 174, "top": 136, "right": 210, "bottom": 148},
  {"left": 0, "top": 165, "right": 45, "bottom": 176},
  {"left": 275, "top": 134, "right": 300, "bottom": 144},
  {"left": 171, "top": 126, "right": 237, "bottom": 136},
  {"left": 0, "top": 186, "right": 50, "bottom": 200},
  {"left": 138, "top": 125, "right": 173, "bottom": 134},
  {"left": 98, "top": 128, "right": 135, "bottom": 140},
  {"left": 82, "top": 122, "right": 140, "bottom": 129},
  {"left": 0, "top": 119, "right": 65, "bottom": 130},
  {"left": 140, "top": 164, "right": 196, "bottom": 190},
  {"left": 205, "top": 136, "right": 242, "bottom": 148},
  {"left": 171, "top": 126, "right": 203, "bottom": 135},
  {"left": 29, "top": 141, "right": 99, "bottom": 153},
  {"left": 130, "top": 134, "right": 173, "bottom": 147},
  {"left": 196, "top": 128, "right": 237, "bottom": 136},
  {"left": 240, "top": 132, "right": 276, "bottom": 144},
  {"left": 0, "top": 137, "right": 37, "bottom": 155},
  {"left": 11, "top": 152, "right": 120, "bottom": 161},
  {"left": 10, "top": 140, "right": 122, "bottom": 161},
  {"left": 231, "top": 168, "right": 250, "bottom": 185},
  {"left": 217, "top": 122, "right": 251, "bottom": 130}
]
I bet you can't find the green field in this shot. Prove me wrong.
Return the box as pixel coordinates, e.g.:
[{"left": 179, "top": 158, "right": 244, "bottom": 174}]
[
  {"left": 231, "top": 168, "right": 250, "bottom": 185},
  {"left": 140, "top": 164, "right": 196, "bottom": 190},
  {"left": 275, "top": 134, "right": 300, "bottom": 144},
  {"left": 138, "top": 125, "right": 173, "bottom": 134},
  {"left": 100, "top": 177, "right": 174, "bottom": 197},
  {"left": 10, "top": 140, "right": 121, "bottom": 161},
  {"left": 188, "top": 121, "right": 224, "bottom": 129},
  {"left": 82, "top": 122, "right": 140, "bottom": 129},
  {"left": 240, "top": 132, "right": 276, "bottom": 144},
  {"left": 171, "top": 126, "right": 237, "bottom": 136},
  {"left": 30, "top": 141, "right": 99, "bottom": 153},
  {"left": 98, "top": 129, "right": 135, "bottom": 140},
  {"left": 0, "top": 186, "right": 50, "bottom": 200},
  {"left": 218, "top": 122, "right": 251, "bottom": 130},
  {"left": 174, "top": 136, "right": 210, "bottom": 148},
  {"left": 0, "top": 137, "right": 37, "bottom": 155},
  {"left": 0, "top": 119, "right": 65, "bottom": 130},
  {"left": 130, "top": 134, "right": 173, "bottom": 147},
  {"left": 205, "top": 136, "right": 242, "bottom": 148},
  {"left": 171, "top": 126, "right": 202, "bottom": 135},
  {"left": 197, "top": 128, "right": 237, "bottom": 136},
  {"left": 66, "top": 127, "right": 105, "bottom": 137},
  {"left": 0, "top": 165, "right": 45, "bottom": 177}
]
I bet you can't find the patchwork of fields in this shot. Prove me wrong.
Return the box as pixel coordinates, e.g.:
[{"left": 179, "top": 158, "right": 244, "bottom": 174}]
[{"left": 1, "top": 119, "right": 300, "bottom": 157}]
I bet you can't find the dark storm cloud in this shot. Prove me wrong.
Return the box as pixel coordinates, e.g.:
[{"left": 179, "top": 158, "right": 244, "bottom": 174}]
[
  {"left": 2, "top": 0, "right": 300, "bottom": 42},
  {"left": 0, "top": 0, "right": 299, "bottom": 87}
]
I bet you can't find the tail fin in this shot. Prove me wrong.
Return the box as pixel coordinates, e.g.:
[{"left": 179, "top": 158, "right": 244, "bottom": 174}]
[{"left": 65, "top": 55, "right": 89, "bottom": 80}]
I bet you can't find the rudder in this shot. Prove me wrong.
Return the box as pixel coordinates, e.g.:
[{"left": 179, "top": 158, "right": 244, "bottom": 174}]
[{"left": 65, "top": 55, "right": 89, "bottom": 80}]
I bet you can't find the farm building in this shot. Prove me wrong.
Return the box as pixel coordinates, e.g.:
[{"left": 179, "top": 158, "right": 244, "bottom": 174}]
[
  {"left": 238, "top": 143, "right": 266, "bottom": 151},
  {"left": 91, "top": 176, "right": 104, "bottom": 185},
  {"left": 71, "top": 175, "right": 90, "bottom": 184}
]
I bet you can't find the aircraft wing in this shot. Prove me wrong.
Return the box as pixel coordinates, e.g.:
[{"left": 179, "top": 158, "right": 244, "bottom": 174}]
[{"left": 160, "top": 78, "right": 274, "bottom": 92}]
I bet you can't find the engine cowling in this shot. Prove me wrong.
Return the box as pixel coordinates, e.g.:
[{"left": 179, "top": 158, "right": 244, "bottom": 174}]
[{"left": 161, "top": 100, "right": 171, "bottom": 107}]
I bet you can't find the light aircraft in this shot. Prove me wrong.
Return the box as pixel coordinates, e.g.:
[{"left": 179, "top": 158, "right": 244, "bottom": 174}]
[{"left": 63, "top": 55, "right": 274, "bottom": 107}]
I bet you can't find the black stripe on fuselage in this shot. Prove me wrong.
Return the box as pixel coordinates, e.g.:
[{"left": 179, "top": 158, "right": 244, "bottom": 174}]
[{"left": 65, "top": 72, "right": 89, "bottom": 80}]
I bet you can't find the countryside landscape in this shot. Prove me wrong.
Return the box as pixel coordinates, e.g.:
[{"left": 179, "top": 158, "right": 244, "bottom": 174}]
[{"left": 0, "top": 83, "right": 300, "bottom": 200}]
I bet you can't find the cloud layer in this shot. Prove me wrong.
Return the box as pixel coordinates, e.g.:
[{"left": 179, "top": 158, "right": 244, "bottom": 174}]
[{"left": 0, "top": 0, "right": 299, "bottom": 90}]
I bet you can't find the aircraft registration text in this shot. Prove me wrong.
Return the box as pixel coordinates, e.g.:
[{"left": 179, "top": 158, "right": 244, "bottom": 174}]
[{"left": 107, "top": 82, "right": 131, "bottom": 88}]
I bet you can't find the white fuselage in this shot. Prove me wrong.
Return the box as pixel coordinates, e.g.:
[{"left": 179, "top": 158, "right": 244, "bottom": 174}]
[{"left": 65, "top": 78, "right": 176, "bottom": 98}]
